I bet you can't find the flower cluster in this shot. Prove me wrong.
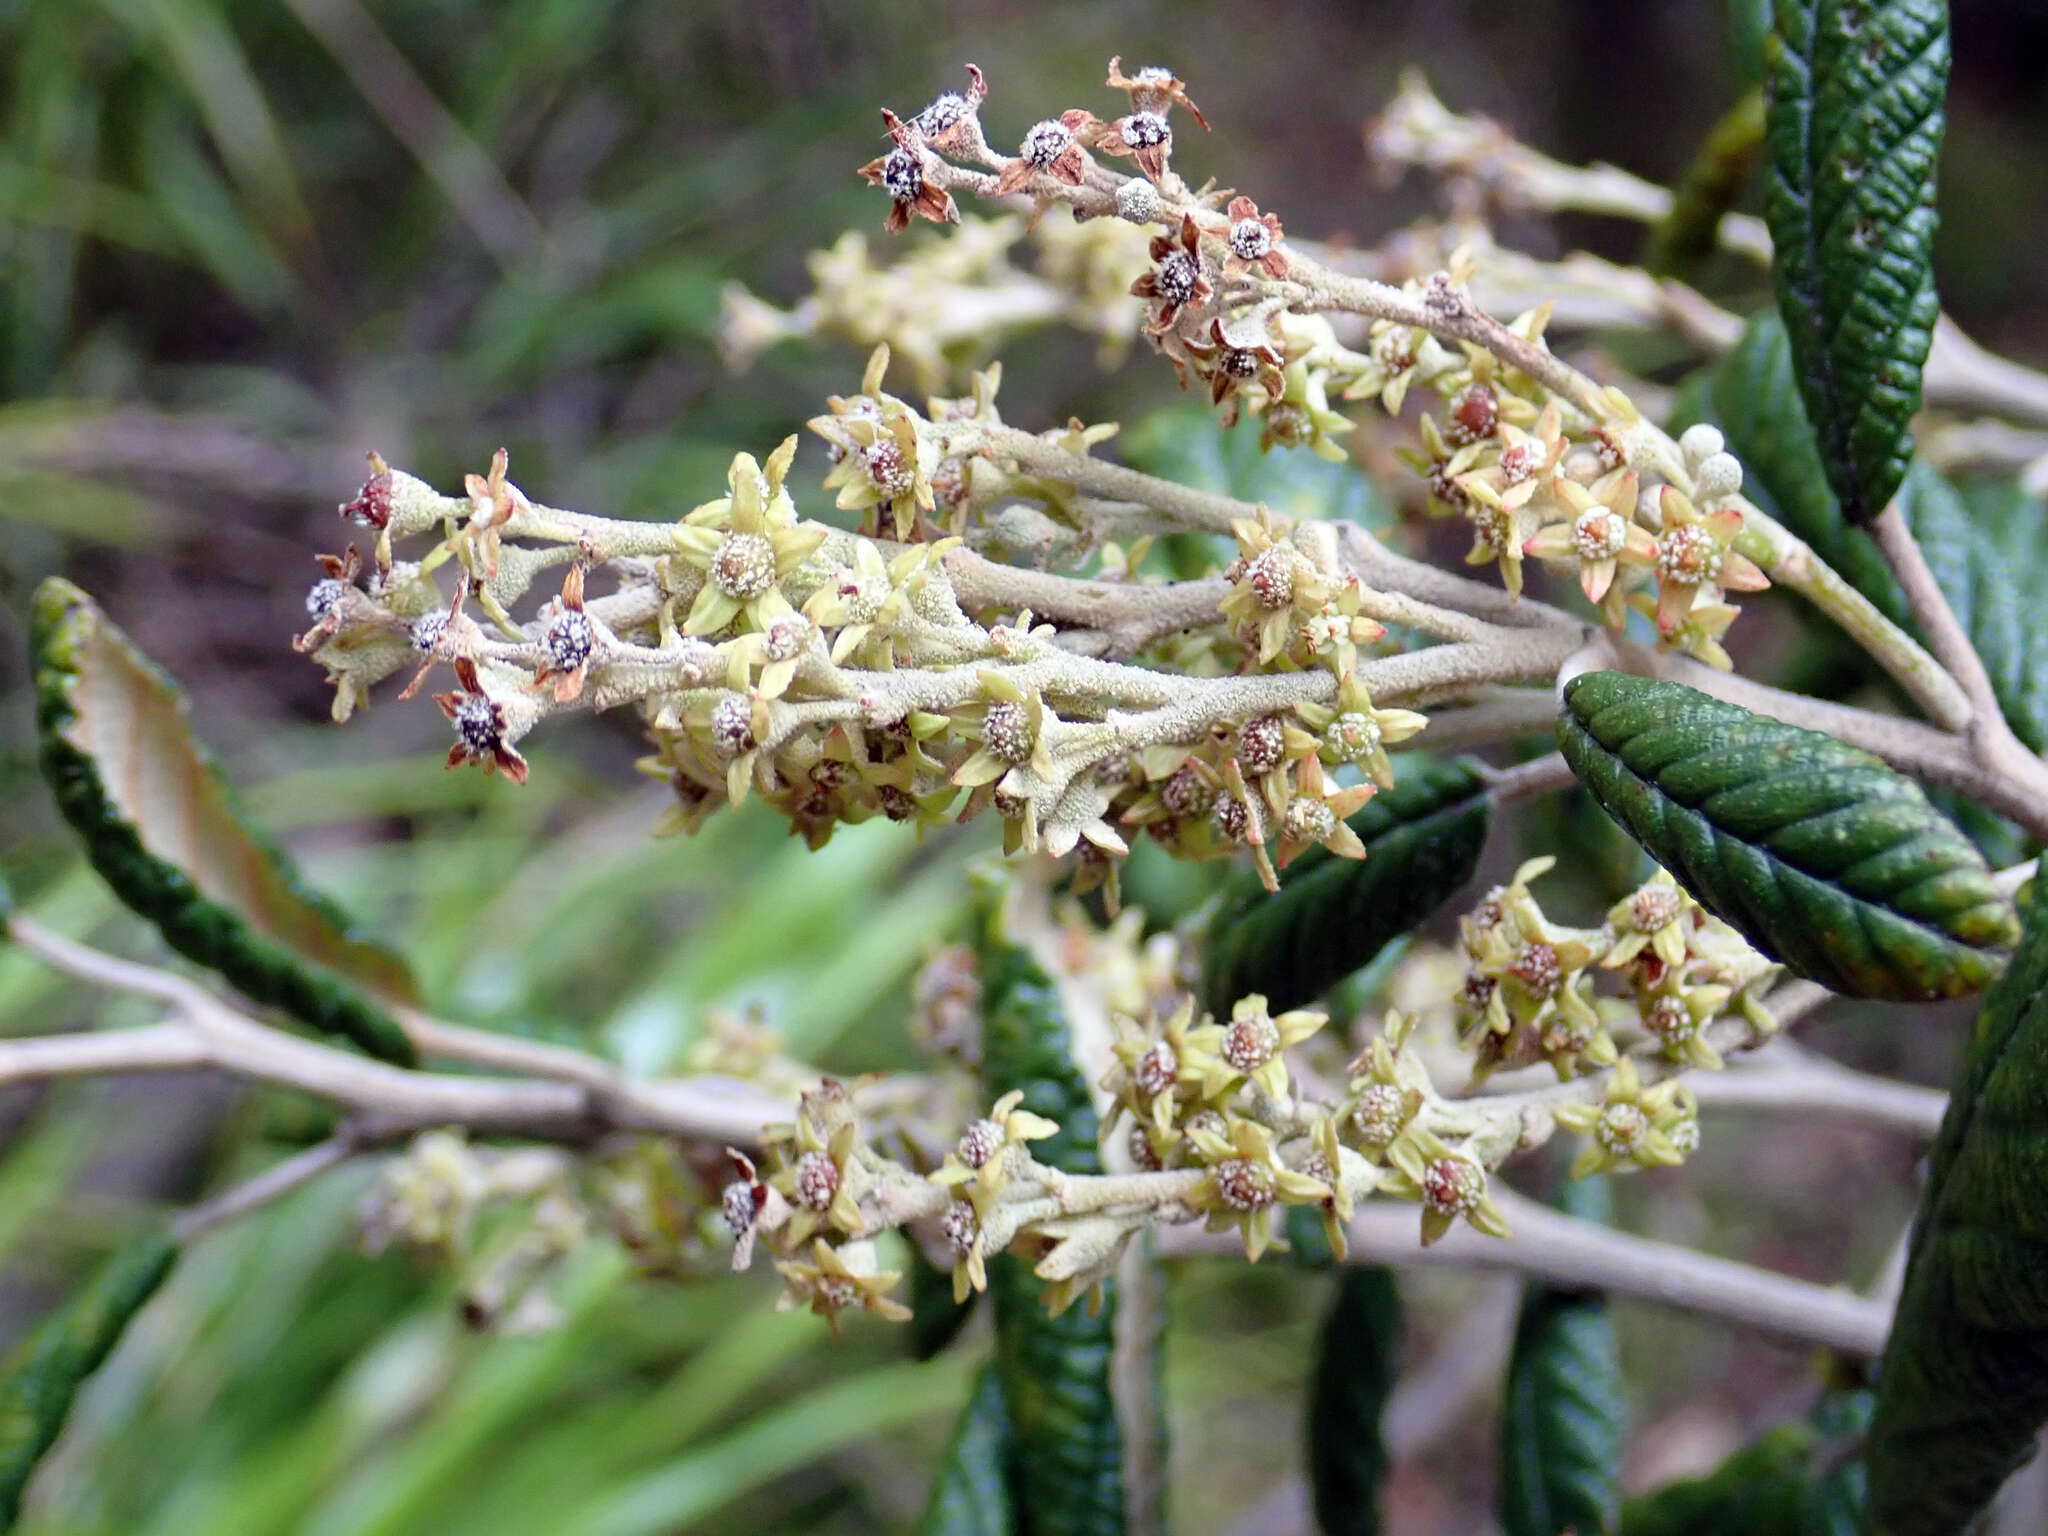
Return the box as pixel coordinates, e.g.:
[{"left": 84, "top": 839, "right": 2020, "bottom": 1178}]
[
  {"left": 304, "top": 342, "right": 1427, "bottom": 906},
  {"left": 824, "top": 57, "right": 1774, "bottom": 664},
  {"left": 1456, "top": 860, "right": 1772, "bottom": 1082},
  {"left": 1101, "top": 994, "right": 1351, "bottom": 1259}
]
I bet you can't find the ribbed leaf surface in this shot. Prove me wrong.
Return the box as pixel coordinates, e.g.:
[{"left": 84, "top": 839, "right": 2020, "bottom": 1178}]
[
  {"left": 1558, "top": 672, "right": 2016, "bottom": 999},
  {"left": 1200, "top": 759, "right": 1489, "bottom": 1017},
  {"left": 1764, "top": 0, "right": 1948, "bottom": 521},
  {"left": 1499, "top": 1179, "right": 1622, "bottom": 1536},
  {"left": 917, "top": 1363, "right": 1015, "bottom": 1536},
  {"left": 976, "top": 892, "right": 1129, "bottom": 1536},
  {"left": 1867, "top": 868, "right": 2048, "bottom": 1534}
]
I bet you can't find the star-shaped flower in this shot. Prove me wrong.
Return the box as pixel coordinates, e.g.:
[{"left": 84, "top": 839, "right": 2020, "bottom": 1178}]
[
  {"left": 1523, "top": 467, "right": 1656, "bottom": 610},
  {"left": 1187, "top": 1115, "right": 1330, "bottom": 1262},
  {"left": 774, "top": 1240, "right": 912, "bottom": 1336}
]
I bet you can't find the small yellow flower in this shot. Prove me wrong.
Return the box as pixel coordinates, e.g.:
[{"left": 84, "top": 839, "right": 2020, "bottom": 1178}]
[
  {"left": 1187, "top": 1115, "right": 1331, "bottom": 1262},
  {"left": 1102, "top": 1000, "right": 1224, "bottom": 1138},
  {"left": 775, "top": 1239, "right": 913, "bottom": 1336},
  {"left": 1276, "top": 757, "right": 1374, "bottom": 869},
  {"left": 1200, "top": 994, "right": 1327, "bottom": 1103},
  {"left": 1554, "top": 1057, "right": 1695, "bottom": 1179},
  {"left": 931, "top": 1089, "right": 1060, "bottom": 1198},
  {"left": 1638, "top": 981, "right": 1731, "bottom": 1071},
  {"left": 1522, "top": 467, "right": 1657, "bottom": 610},
  {"left": 1298, "top": 1111, "right": 1363, "bottom": 1261},
  {"left": 1651, "top": 486, "right": 1770, "bottom": 634},
  {"left": 673, "top": 440, "right": 827, "bottom": 637},
  {"left": 1603, "top": 869, "right": 1695, "bottom": 971},
  {"left": 1338, "top": 1030, "right": 1427, "bottom": 1158},
  {"left": 1294, "top": 672, "right": 1428, "bottom": 791},
  {"left": 1382, "top": 1127, "right": 1511, "bottom": 1246},
  {"left": 1629, "top": 591, "right": 1742, "bottom": 671},
  {"left": 1217, "top": 508, "right": 1330, "bottom": 665},
  {"left": 950, "top": 672, "right": 1056, "bottom": 788},
  {"left": 768, "top": 1115, "right": 865, "bottom": 1250}
]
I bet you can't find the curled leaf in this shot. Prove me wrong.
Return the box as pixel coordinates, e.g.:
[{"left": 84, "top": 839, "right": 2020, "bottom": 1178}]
[
  {"left": 1620, "top": 1397, "right": 1867, "bottom": 1535},
  {"left": 31, "top": 579, "right": 417, "bottom": 1065},
  {"left": 1500, "top": 1179, "right": 1623, "bottom": 1536},
  {"left": 1558, "top": 672, "right": 2016, "bottom": 1000},
  {"left": 1678, "top": 311, "right": 2048, "bottom": 780},
  {"left": 1646, "top": 89, "right": 1766, "bottom": 278}
]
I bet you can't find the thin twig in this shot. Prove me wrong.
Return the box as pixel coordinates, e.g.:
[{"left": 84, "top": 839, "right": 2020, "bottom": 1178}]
[
  {"left": 1686, "top": 1059, "right": 1947, "bottom": 1141},
  {"left": 1481, "top": 752, "right": 1576, "bottom": 805},
  {"left": 4, "top": 914, "right": 791, "bottom": 1147},
  {"left": 174, "top": 1132, "right": 365, "bottom": 1240},
  {"left": 1160, "top": 1190, "right": 1891, "bottom": 1356},
  {"left": 1869, "top": 502, "right": 2048, "bottom": 809}
]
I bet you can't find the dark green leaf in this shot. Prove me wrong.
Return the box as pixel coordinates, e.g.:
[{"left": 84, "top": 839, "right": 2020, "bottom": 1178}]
[
  {"left": 1500, "top": 1289, "right": 1623, "bottom": 1536},
  {"left": 1678, "top": 312, "right": 2048, "bottom": 756},
  {"left": 0, "top": 1230, "right": 179, "bottom": 1529},
  {"left": 1308, "top": 1266, "right": 1401, "bottom": 1536},
  {"left": 1647, "top": 90, "right": 1766, "bottom": 277},
  {"left": 974, "top": 879, "right": 1127, "bottom": 1536},
  {"left": 1764, "top": 0, "right": 1948, "bottom": 521},
  {"left": 1200, "top": 759, "right": 1491, "bottom": 1017},
  {"left": 1621, "top": 1424, "right": 1815, "bottom": 1535},
  {"left": 1622, "top": 1388, "right": 1867, "bottom": 1535},
  {"left": 31, "top": 579, "right": 417, "bottom": 1065},
  {"left": 1500, "top": 1178, "right": 1623, "bottom": 1536},
  {"left": 917, "top": 1363, "right": 1015, "bottom": 1536},
  {"left": 1867, "top": 861, "right": 2048, "bottom": 1534},
  {"left": 1557, "top": 672, "right": 2017, "bottom": 999}
]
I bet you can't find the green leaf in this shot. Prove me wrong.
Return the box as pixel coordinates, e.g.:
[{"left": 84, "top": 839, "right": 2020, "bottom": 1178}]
[
  {"left": 1499, "top": 1180, "right": 1623, "bottom": 1536},
  {"left": 1866, "top": 863, "right": 2048, "bottom": 1534},
  {"left": 917, "top": 1363, "right": 1015, "bottom": 1536},
  {"left": 0, "top": 1229, "right": 179, "bottom": 1529},
  {"left": 1199, "top": 759, "right": 1491, "bottom": 1017},
  {"left": 1678, "top": 312, "right": 2048, "bottom": 756},
  {"left": 975, "top": 880, "right": 1127, "bottom": 1536},
  {"left": 31, "top": 579, "right": 418, "bottom": 1065},
  {"left": 1557, "top": 672, "right": 2017, "bottom": 1000},
  {"left": 1727, "top": 0, "right": 1778, "bottom": 86},
  {"left": 1621, "top": 1425, "right": 1817, "bottom": 1535},
  {"left": 1764, "top": 0, "right": 1949, "bottom": 521},
  {"left": 1621, "top": 1388, "right": 1867, "bottom": 1535},
  {"left": 1307, "top": 1266, "right": 1401, "bottom": 1536}
]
